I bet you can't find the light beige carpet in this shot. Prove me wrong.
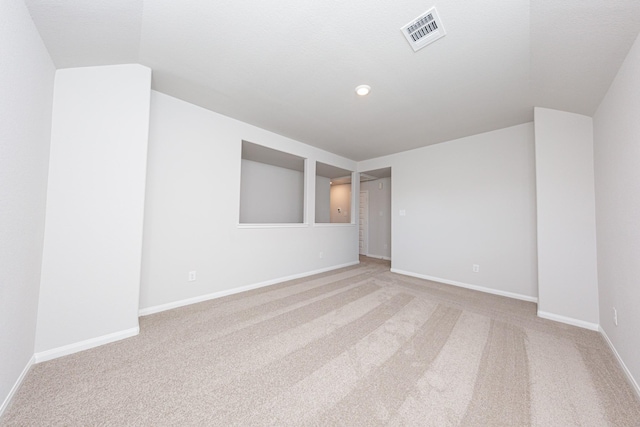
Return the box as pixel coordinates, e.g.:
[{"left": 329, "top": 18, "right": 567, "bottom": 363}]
[{"left": 2, "top": 257, "right": 639, "bottom": 426}]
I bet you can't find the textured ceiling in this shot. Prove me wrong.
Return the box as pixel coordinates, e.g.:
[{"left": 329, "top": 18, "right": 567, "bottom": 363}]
[{"left": 25, "top": 0, "right": 640, "bottom": 161}]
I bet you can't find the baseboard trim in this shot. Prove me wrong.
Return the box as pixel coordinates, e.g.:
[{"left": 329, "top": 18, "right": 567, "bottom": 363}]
[
  {"left": 0, "top": 355, "right": 34, "bottom": 418},
  {"left": 139, "top": 261, "right": 360, "bottom": 317},
  {"left": 536, "top": 311, "right": 599, "bottom": 331},
  {"left": 34, "top": 327, "right": 139, "bottom": 364},
  {"left": 599, "top": 326, "right": 640, "bottom": 399},
  {"left": 365, "top": 254, "right": 391, "bottom": 261},
  {"left": 389, "top": 268, "right": 538, "bottom": 303}
]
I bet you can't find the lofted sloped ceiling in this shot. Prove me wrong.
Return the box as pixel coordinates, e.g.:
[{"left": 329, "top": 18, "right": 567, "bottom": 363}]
[{"left": 25, "top": 0, "right": 640, "bottom": 161}]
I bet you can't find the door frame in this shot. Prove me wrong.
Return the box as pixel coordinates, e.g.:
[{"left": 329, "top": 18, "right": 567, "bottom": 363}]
[{"left": 359, "top": 190, "right": 369, "bottom": 256}]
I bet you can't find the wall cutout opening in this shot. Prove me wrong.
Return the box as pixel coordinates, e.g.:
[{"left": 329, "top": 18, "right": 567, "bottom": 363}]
[
  {"left": 316, "top": 162, "right": 353, "bottom": 224},
  {"left": 240, "top": 141, "right": 305, "bottom": 224}
]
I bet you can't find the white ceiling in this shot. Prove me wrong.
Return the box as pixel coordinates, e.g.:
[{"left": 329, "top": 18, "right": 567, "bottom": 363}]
[
  {"left": 242, "top": 140, "right": 305, "bottom": 172},
  {"left": 316, "top": 162, "right": 352, "bottom": 180},
  {"left": 25, "top": 0, "right": 640, "bottom": 161}
]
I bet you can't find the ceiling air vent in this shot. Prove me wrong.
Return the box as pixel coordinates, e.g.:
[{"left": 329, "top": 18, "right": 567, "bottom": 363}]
[{"left": 401, "top": 7, "right": 446, "bottom": 52}]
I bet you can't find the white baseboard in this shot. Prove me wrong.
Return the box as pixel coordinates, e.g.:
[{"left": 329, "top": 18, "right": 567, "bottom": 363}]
[
  {"left": 390, "top": 268, "right": 538, "bottom": 303},
  {"left": 34, "top": 327, "right": 139, "bottom": 363},
  {"left": 536, "top": 311, "right": 599, "bottom": 331},
  {"left": 139, "top": 261, "right": 360, "bottom": 317},
  {"left": 599, "top": 326, "right": 640, "bottom": 399},
  {"left": 365, "top": 254, "right": 391, "bottom": 261},
  {"left": 0, "top": 355, "right": 34, "bottom": 418}
]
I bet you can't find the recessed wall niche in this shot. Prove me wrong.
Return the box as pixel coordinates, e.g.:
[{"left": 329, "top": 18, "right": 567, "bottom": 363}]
[
  {"left": 315, "top": 162, "right": 353, "bottom": 224},
  {"left": 239, "top": 140, "right": 306, "bottom": 224}
]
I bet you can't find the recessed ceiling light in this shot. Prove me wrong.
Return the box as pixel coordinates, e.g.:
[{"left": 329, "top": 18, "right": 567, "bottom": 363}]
[{"left": 355, "top": 85, "right": 371, "bottom": 96}]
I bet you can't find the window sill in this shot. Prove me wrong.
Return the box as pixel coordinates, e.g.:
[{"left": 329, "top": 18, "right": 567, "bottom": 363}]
[{"left": 237, "top": 223, "right": 310, "bottom": 229}]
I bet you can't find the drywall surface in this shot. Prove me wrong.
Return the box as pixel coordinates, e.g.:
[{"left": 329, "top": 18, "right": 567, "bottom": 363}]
[
  {"left": 358, "top": 123, "right": 538, "bottom": 300},
  {"left": 35, "top": 65, "right": 151, "bottom": 354},
  {"left": 315, "top": 176, "right": 331, "bottom": 223},
  {"left": 360, "top": 178, "right": 391, "bottom": 259},
  {"left": 594, "top": 32, "right": 640, "bottom": 389},
  {"left": 240, "top": 159, "right": 304, "bottom": 223},
  {"left": 534, "top": 107, "right": 599, "bottom": 327},
  {"left": 140, "top": 91, "right": 358, "bottom": 310},
  {"left": 330, "top": 184, "right": 352, "bottom": 223},
  {"left": 0, "top": 0, "right": 55, "bottom": 413}
]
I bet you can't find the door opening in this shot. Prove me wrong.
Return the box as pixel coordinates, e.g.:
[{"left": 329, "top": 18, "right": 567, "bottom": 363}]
[
  {"left": 359, "top": 168, "right": 392, "bottom": 261},
  {"left": 359, "top": 191, "right": 369, "bottom": 255}
]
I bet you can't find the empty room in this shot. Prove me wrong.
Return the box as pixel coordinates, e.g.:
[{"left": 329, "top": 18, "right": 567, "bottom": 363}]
[{"left": 2, "top": 0, "right": 640, "bottom": 425}]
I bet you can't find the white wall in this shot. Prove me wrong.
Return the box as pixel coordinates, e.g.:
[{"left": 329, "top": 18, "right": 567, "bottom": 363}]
[
  {"left": 0, "top": 0, "right": 55, "bottom": 414},
  {"left": 240, "top": 159, "right": 304, "bottom": 223},
  {"left": 534, "top": 108, "right": 599, "bottom": 328},
  {"left": 35, "top": 65, "right": 151, "bottom": 357},
  {"left": 315, "top": 176, "right": 331, "bottom": 223},
  {"left": 594, "top": 32, "right": 640, "bottom": 391},
  {"left": 330, "top": 184, "right": 352, "bottom": 223},
  {"left": 140, "top": 91, "right": 358, "bottom": 312},
  {"left": 360, "top": 178, "right": 391, "bottom": 259},
  {"left": 359, "top": 123, "right": 538, "bottom": 300}
]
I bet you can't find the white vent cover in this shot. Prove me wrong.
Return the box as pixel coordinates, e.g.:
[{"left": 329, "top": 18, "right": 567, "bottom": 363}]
[{"left": 401, "top": 7, "right": 446, "bottom": 52}]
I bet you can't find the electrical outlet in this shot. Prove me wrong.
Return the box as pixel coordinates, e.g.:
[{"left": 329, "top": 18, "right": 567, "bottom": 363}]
[
  {"left": 319, "top": 252, "right": 324, "bottom": 259},
  {"left": 613, "top": 307, "right": 618, "bottom": 326},
  {"left": 188, "top": 271, "right": 196, "bottom": 282},
  {"left": 473, "top": 264, "right": 480, "bottom": 273}
]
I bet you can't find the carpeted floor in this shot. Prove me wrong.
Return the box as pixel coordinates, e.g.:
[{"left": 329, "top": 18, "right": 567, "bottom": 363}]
[{"left": 2, "top": 257, "right": 640, "bottom": 426}]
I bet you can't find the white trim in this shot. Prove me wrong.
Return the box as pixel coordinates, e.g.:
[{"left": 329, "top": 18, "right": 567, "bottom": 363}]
[
  {"left": 237, "top": 223, "right": 309, "bottom": 229},
  {"left": 34, "top": 327, "right": 139, "bottom": 363},
  {"left": 358, "top": 190, "right": 369, "bottom": 256},
  {"left": 536, "top": 311, "right": 599, "bottom": 331},
  {"left": 0, "top": 355, "right": 34, "bottom": 418},
  {"left": 312, "top": 223, "right": 356, "bottom": 227},
  {"left": 139, "top": 261, "right": 360, "bottom": 316},
  {"left": 366, "top": 254, "right": 391, "bottom": 261},
  {"left": 599, "top": 326, "right": 640, "bottom": 399},
  {"left": 390, "top": 268, "right": 538, "bottom": 303}
]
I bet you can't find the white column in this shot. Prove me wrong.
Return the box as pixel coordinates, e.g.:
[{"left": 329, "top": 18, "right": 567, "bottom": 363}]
[
  {"left": 534, "top": 107, "right": 599, "bottom": 329},
  {"left": 35, "top": 64, "right": 151, "bottom": 360}
]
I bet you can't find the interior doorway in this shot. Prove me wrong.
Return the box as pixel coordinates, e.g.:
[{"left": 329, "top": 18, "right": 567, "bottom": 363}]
[
  {"left": 359, "top": 191, "right": 368, "bottom": 255},
  {"left": 359, "top": 168, "right": 392, "bottom": 260}
]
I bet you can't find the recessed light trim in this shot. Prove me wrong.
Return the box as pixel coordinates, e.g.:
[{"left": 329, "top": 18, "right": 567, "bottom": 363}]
[{"left": 355, "top": 85, "right": 371, "bottom": 96}]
